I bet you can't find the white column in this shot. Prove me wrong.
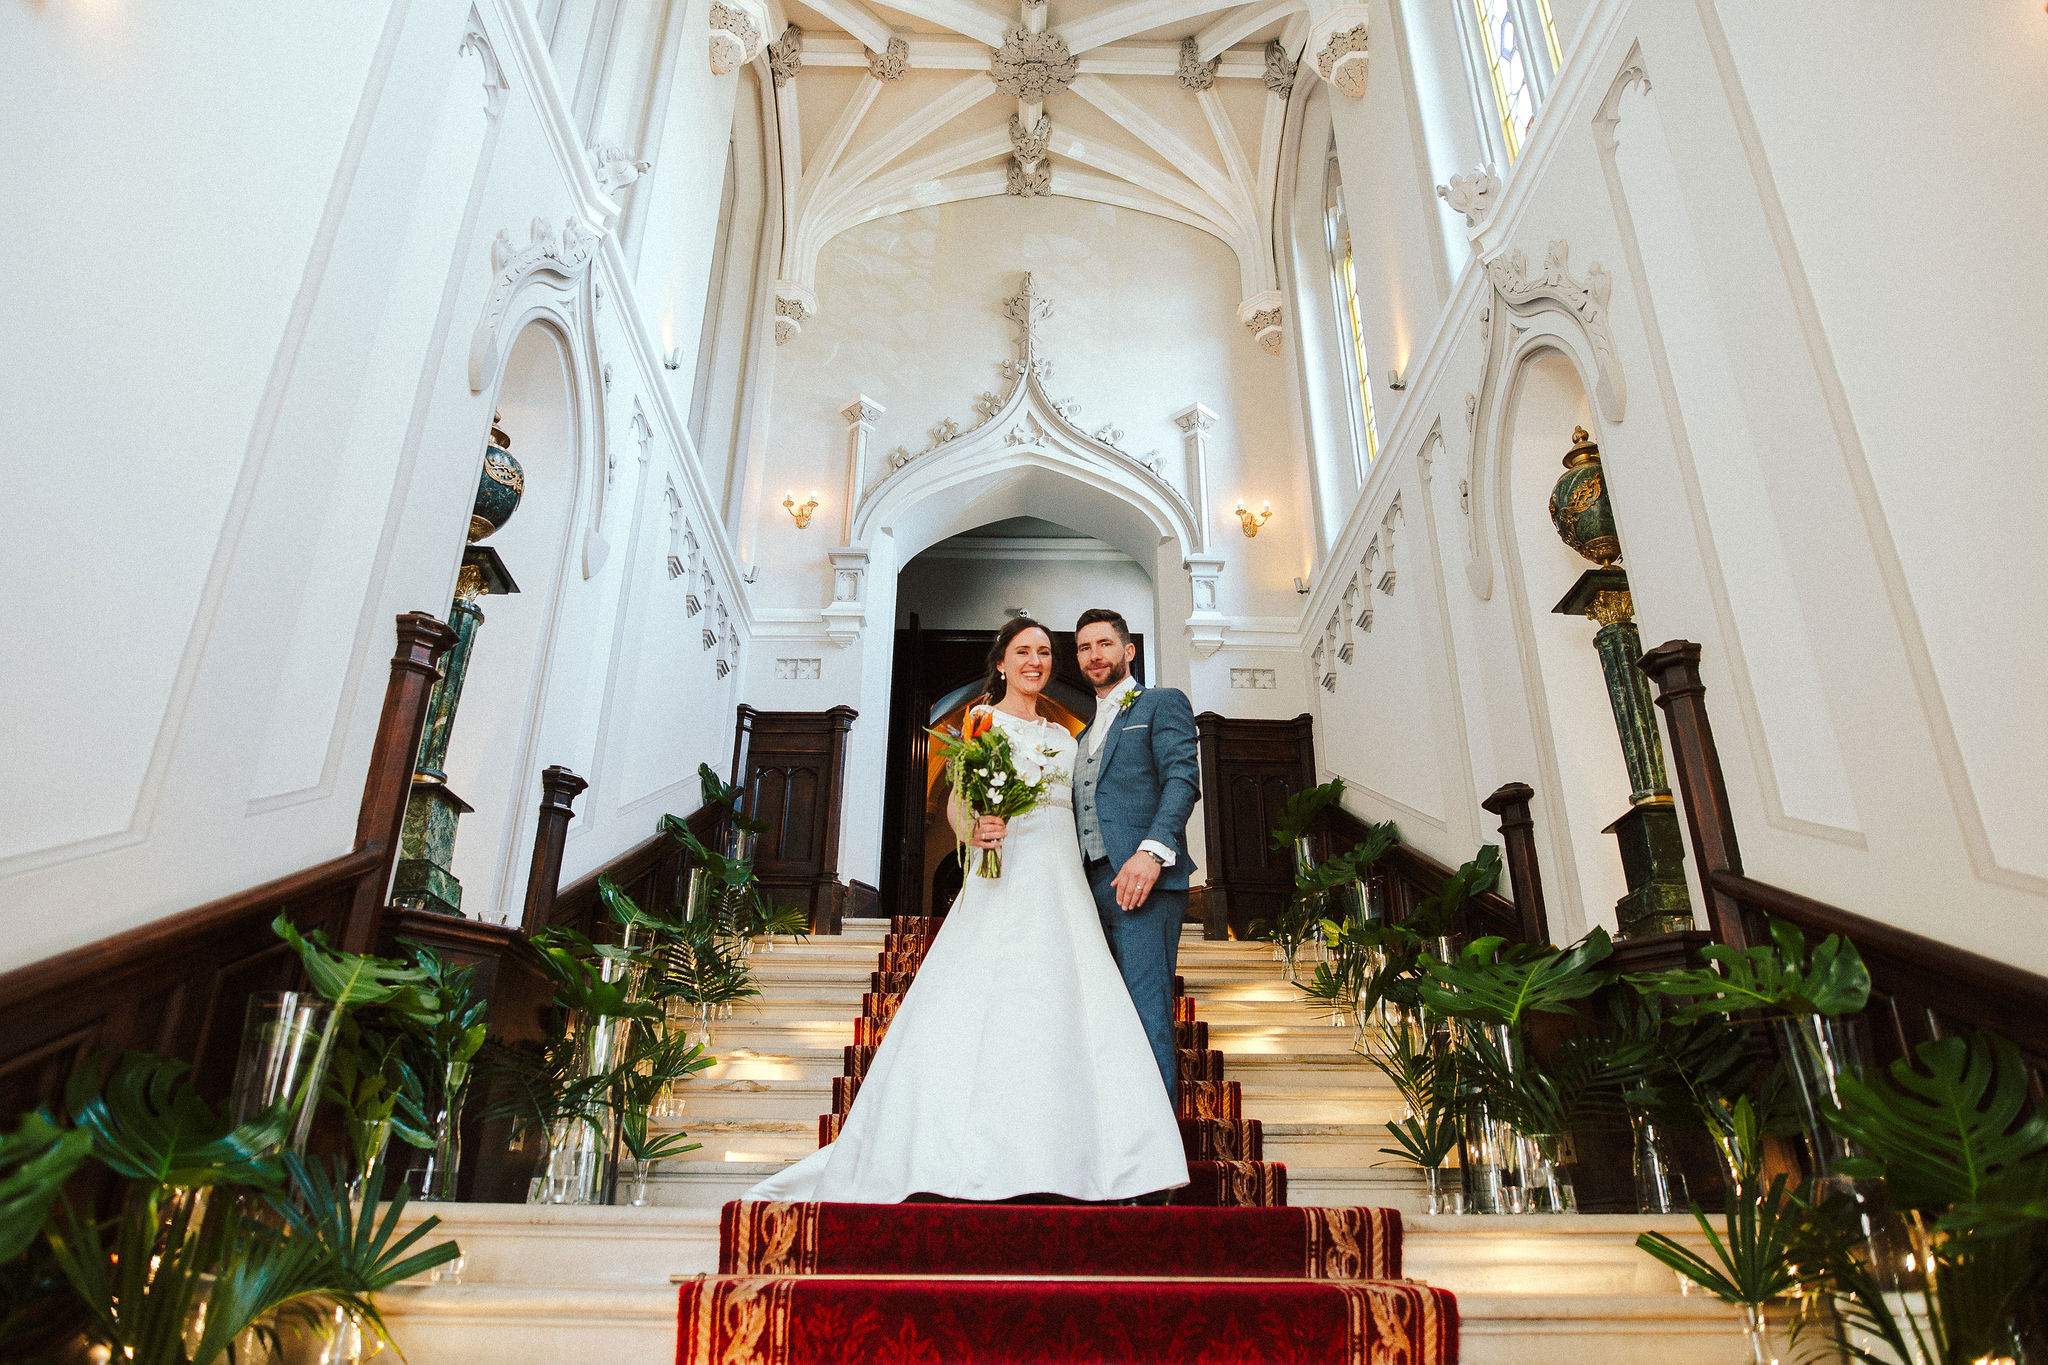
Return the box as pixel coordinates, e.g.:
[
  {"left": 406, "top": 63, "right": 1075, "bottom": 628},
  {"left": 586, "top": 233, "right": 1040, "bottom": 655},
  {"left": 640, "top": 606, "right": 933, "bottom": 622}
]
[
  {"left": 1185, "top": 553, "right": 1227, "bottom": 658},
  {"left": 838, "top": 395, "right": 883, "bottom": 543},
  {"left": 821, "top": 547, "right": 870, "bottom": 647},
  {"left": 1170, "top": 401, "right": 1218, "bottom": 553}
]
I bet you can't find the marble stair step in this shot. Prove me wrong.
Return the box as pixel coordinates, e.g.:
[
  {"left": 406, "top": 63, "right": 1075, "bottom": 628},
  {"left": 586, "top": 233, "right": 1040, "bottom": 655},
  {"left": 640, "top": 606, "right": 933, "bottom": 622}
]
[{"left": 670, "top": 1076, "right": 831, "bottom": 1121}]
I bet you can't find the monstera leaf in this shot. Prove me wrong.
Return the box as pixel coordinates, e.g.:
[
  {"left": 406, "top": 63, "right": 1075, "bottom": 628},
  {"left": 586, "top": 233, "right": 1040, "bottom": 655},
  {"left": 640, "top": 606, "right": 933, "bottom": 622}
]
[
  {"left": 1827, "top": 1032, "right": 2048, "bottom": 1212},
  {"left": 273, "top": 915, "right": 432, "bottom": 1015},
  {"left": 1413, "top": 928, "right": 1614, "bottom": 1028},
  {"left": 66, "top": 1053, "right": 284, "bottom": 1192},
  {"left": 1632, "top": 917, "right": 1869, "bottom": 1022}
]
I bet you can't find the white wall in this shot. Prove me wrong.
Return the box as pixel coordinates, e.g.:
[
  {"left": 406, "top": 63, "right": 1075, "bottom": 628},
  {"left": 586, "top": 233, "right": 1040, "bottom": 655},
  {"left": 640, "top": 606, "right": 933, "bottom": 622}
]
[
  {"left": 1289, "top": 0, "right": 2048, "bottom": 967},
  {"left": 896, "top": 540, "right": 1158, "bottom": 647},
  {"left": 0, "top": 0, "right": 754, "bottom": 968}
]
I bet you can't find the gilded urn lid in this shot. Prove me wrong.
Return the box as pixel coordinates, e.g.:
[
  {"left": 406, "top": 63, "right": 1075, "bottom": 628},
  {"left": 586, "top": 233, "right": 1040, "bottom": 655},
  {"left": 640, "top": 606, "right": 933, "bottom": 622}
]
[
  {"left": 469, "top": 416, "right": 525, "bottom": 544},
  {"left": 1548, "top": 425, "right": 1622, "bottom": 567}
]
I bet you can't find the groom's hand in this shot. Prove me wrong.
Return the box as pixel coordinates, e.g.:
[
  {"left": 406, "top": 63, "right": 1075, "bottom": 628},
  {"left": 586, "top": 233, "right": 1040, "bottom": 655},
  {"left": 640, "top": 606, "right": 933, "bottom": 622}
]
[
  {"left": 1111, "top": 853, "right": 1160, "bottom": 911},
  {"left": 969, "top": 815, "right": 1007, "bottom": 850}
]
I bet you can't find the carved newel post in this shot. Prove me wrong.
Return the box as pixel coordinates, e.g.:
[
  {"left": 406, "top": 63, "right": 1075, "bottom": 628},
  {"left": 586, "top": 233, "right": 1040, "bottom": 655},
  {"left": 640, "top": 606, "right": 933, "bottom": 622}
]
[
  {"left": 394, "top": 419, "right": 524, "bottom": 916},
  {"left": 1547, "top": 427, "right": 1693, "bottom": 938}
]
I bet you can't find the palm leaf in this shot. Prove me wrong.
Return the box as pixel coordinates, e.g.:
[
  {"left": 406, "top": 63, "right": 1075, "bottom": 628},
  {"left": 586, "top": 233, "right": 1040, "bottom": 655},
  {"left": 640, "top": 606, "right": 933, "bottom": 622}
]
[
  {"left": 1406, "top": 845, "right": 1502, "bottom": 939},
  {"left": 1634, "top": 1172, "right": 1819, "bottom": 1307},
  {"left": 0, "top": 1112, "right": 90, "bottom": 1264},
  {"left": 1269, "top": 780, "right": 1346, "bottom": 848}
]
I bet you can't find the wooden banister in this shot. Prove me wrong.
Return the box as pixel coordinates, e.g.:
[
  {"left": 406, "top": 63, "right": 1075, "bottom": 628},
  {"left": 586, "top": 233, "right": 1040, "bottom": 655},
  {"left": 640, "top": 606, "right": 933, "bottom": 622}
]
[
  {"left": 1636, "top": 639, "right": 1751, "bottom": 952},
  {"left": 344, "top": 611, "right": 458, "bottom": 952},
  {"left": 520, "top": 765, "right": 589, "bottom": 935},
  {"left": 1480, "top": 781, "right": 1549, "bottom": 946}
]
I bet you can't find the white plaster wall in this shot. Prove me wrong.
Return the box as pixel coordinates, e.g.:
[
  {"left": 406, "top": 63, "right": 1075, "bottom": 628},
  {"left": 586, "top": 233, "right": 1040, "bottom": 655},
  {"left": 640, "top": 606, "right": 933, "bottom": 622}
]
[
  {"left": 1287, "top": 0, "right": 2048, "bottom": 966},
  {"left": 0, "top": 0, "right": 753, "bottom": 965},
  {"left": 753, "top": 196, "right": 1315, "bottom": 622}
]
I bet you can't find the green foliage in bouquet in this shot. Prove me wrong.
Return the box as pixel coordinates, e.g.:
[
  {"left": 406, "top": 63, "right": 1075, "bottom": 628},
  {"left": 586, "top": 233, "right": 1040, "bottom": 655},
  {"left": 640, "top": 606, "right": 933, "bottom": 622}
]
[{"left": 612, "top": 1025, "right": 714, "bottom": 1166}]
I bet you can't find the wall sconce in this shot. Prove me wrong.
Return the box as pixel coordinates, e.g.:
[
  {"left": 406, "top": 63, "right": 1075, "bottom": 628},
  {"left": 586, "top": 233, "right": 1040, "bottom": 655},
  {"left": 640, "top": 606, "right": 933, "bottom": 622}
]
[
  {"left": 783, "top": 490, "right": 820, "bottom": 529},
  {"left": 1387, "top": 367, "right": 1406, "bottom": 391},
  {"left": 1235, "top": 499, "right": 1274, "bottom": 537},
  {"left": 663, "top": 347, "right": 682, "bottom": 371}
]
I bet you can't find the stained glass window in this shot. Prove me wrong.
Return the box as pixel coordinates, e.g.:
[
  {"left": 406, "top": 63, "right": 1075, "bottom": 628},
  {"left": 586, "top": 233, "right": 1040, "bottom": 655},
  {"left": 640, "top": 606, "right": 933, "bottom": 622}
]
[
  {"left": 1324, "top": 158, "right": 1379, "bottom": 470},
  {"left": 1471, "top": 0, "right": 1538, "bottom": 161}
]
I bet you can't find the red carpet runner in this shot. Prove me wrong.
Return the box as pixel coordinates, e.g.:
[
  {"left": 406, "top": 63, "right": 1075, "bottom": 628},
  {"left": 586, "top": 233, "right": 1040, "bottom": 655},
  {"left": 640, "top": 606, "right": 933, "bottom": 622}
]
[{"left": 678, "top": 915, "right": 1459, "bottom": 1364}]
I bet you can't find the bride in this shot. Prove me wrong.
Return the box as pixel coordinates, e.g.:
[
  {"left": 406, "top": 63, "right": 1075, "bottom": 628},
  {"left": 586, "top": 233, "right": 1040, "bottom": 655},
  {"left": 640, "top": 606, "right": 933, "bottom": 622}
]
[{"left": 744, "top": 616, "right": 1188, "bottom": 1204}]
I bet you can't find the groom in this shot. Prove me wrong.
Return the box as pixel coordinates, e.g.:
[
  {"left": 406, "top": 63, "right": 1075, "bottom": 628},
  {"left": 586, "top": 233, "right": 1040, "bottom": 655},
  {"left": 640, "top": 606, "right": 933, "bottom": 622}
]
[{"left": 1071, "top": 608, "right": 1201, "bottom": 1099}]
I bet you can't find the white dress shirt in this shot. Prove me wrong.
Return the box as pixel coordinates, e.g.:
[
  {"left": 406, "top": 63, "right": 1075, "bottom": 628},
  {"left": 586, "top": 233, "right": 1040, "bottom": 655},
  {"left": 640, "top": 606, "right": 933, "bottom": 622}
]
[{"left": 1087, "top": 674, "right": 1176, "bottom": 867}]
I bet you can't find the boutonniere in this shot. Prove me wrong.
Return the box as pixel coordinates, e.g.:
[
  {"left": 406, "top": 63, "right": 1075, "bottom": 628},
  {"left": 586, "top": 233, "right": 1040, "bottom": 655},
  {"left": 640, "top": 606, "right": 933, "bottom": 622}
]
[{"left": 1117, "top": 687, "right": 1141, "bottom": 714}]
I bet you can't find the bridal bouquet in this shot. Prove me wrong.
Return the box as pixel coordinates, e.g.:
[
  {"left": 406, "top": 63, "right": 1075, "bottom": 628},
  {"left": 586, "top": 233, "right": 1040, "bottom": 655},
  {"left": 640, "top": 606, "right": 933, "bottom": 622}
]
[{"left": 929, "top": 707, "right": 1055, "bottom": 879}]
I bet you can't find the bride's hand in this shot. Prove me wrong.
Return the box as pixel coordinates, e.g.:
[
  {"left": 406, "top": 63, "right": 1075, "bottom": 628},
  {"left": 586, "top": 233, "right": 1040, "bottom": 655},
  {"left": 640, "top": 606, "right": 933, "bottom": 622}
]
[{"left": 969, "top": 814, "right": 1007, "bottom": 850}]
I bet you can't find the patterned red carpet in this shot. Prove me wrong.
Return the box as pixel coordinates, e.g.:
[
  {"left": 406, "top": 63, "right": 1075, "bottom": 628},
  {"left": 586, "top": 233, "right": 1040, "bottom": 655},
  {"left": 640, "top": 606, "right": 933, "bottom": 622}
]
[{"left": 677, "top": 916, "right": 1459, "bottom": 1364}]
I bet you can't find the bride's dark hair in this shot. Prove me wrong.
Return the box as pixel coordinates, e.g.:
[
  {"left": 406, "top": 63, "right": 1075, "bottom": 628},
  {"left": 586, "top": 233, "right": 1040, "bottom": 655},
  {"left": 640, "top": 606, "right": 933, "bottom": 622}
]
[{"left": 977, "top": 616, "right": 1055, "bottom": 708}]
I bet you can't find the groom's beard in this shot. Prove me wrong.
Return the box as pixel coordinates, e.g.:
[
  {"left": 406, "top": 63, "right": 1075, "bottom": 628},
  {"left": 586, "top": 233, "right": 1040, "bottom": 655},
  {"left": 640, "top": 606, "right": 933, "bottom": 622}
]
[{"left": 1092, "top": 659, "right": 1129, "bottom": 694}]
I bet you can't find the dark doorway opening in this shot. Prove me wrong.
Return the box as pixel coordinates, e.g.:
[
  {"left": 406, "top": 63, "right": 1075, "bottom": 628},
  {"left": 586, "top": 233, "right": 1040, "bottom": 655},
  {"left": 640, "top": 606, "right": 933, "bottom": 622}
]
[{"left": 876, "top": 615, "right": 1146, "bottom": 918}]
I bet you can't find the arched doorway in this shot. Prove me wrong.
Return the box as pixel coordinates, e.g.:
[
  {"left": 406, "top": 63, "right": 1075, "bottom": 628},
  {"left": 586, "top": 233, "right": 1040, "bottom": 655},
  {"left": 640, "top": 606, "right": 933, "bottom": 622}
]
[{"left": 876, "top": 516, "right": 1152, "bottom": 917}]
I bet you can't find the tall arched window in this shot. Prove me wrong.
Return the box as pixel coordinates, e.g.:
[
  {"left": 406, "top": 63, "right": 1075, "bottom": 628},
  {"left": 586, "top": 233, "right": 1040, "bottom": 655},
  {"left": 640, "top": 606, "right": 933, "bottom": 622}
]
[
  {"left": 1463, "top": 0, "right": 1564, "bottom": 163},
  {"left": 1324, "top": 154, "right": 1378, "bottom": 474}
]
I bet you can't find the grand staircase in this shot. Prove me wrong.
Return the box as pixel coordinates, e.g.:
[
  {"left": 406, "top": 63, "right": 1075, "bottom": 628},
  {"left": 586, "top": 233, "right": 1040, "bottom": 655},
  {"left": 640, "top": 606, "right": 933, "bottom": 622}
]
[{"left": 378, "top": 918, "right": 1749, "bottom": 1362}]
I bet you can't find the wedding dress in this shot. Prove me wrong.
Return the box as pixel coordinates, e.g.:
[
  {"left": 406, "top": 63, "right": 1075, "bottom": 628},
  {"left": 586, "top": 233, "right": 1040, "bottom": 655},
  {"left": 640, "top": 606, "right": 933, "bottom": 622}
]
[{"left": 744, "top": 708, "right": 1189, "bottom": 1204}]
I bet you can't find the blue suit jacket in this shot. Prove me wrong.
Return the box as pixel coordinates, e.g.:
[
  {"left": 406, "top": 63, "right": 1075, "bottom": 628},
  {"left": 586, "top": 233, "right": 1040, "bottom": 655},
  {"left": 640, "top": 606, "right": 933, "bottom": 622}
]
[{"left": 1075, "top": 686, "right": 1202, "bottom": 892}]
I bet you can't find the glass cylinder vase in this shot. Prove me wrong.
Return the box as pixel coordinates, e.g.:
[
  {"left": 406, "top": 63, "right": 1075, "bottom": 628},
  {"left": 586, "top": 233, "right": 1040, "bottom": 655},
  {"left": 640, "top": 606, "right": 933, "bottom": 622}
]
[
  {"left": 229, "top": 991, "right": 337, "bottom": 1154},
  {"left": 1629, "top": 1110, "right": 1688, "bottom": 1214},
  {"left": 410, "top": 1095, "right": 464, "bottom": 1203},
  {"left": 1775, "top": 1013, "right": 1870, "bottom": 1183}
]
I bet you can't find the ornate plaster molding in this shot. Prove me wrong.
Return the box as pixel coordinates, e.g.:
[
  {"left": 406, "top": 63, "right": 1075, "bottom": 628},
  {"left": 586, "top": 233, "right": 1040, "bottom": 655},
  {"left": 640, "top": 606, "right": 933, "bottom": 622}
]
[
  {"left": 591, "top": 143, "right": 650, "bottom": 196},
  {"left": 772, "top": 280, "right": 817, "bottom": 346},
  {"left": 767, "top": 23, "right": 804, "bottom": 87},
  {"left": 469, "top": 217, "right": 602, "bottom": 391},
  {"left": 1007, "top": 112, "right": 1052, "bottom": 196},
  {"left": 1262, "top": 38, "right": 1298, "bottom": 101},
  {"left": 1307, "top": 6, "right": 1371, "bottom": 99},
  {"left": 1483, "top": 239, "right": 1625, "bottom": 420},
  {"left": 460, "top": 9, "right": 510, "bottom": 119},
  {"left": 1436, "top": 164, "right": 1500, "bottom": 233},
  {"left": 991, "top": 27, "right": 1078, "bottom": 99},
  {"left": 1177, "top": 37, "right": 1220, "bottom": 91},
  {"left": 1237, "top": 289, "right": 1285, "bottom": 357},
  {"left": 709, "top": 0, "right": 769, "bottom": 77},
  {"left": 866, "top": 35, "right": 908, "bottom": 81}
]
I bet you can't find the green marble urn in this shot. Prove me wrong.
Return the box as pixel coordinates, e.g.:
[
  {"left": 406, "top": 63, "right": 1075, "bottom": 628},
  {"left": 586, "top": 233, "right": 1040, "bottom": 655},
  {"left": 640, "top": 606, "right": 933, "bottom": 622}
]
[
  {"left": 469, "top": 417, "right": 524, "bottom": 543},
  {"left": 1548, "top": 426, "right": 1620, "bottom": 566}
]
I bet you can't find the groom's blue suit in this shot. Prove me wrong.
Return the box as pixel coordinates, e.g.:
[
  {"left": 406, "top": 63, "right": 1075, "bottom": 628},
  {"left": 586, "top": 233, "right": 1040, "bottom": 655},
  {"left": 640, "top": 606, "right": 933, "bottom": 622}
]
[{"left": 1073, "top": 684, "right": 1202, "bottom": 1097}]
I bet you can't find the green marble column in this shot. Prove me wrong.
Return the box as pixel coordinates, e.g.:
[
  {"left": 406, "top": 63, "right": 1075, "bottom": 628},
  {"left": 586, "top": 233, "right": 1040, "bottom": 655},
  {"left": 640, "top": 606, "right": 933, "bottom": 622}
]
[
  {"left": 1548, "top": 427, "right": 1693, "bottom": 939},
  {"left": 394, "top": 548, "right": 517, "bottom": 916}
]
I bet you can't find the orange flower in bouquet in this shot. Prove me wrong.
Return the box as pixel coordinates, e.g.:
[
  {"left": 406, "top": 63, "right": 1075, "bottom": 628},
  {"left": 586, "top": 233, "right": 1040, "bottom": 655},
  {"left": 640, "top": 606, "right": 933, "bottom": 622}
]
[{"left": 927, "top": 705, "right": 1054, "bottom": 878}]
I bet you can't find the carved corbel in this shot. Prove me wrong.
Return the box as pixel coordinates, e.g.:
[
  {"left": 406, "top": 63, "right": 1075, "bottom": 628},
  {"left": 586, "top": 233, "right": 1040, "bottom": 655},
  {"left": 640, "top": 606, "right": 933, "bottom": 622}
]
[
  {"left": 1306, "top": 5, "right": 1370, "bottom": 99},
  {"left": 709, "top": 0, "right": 770, "bottom": 76},
  {"left": 773, "top": 280, "right": 817, "bottom": 346},
  {"left": 1236, "top": 290, "right": 1284, "bottom": 357}
]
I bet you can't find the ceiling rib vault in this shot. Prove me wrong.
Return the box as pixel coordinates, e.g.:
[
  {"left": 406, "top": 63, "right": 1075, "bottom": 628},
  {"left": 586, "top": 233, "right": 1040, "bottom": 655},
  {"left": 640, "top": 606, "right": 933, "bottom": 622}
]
[{"left": 759, "top": 0, "right": 1322, "bottom": 355}]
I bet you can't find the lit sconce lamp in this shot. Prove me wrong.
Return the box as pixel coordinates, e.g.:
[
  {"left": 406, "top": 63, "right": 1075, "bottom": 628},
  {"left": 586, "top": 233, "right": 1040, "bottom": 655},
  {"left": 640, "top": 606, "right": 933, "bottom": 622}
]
[
  {"left": 664, "top": 347, "right": 683, "bottom": 371},
  {"left": 1235, "top": 499, "right": 1274, "bottom": 537},
  {"left": 783, "top": 490, "right": 820, "bottom": 529},
  {"left": 1387, "top": 367, "right": 1406, "bottom": 391}
]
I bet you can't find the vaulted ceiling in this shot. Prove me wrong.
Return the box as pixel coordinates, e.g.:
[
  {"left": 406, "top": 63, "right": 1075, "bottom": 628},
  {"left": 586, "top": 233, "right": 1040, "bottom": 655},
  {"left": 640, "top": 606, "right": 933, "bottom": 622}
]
[{"left": 759, "top": 0, "right": 1312, "bottom": 349}]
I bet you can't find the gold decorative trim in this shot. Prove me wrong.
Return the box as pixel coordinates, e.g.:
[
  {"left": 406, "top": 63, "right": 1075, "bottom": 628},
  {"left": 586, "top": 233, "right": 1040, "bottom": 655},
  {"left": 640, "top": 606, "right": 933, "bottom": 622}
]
[{"left": 482, "top": 448, "right": 524, "bottom": 494}]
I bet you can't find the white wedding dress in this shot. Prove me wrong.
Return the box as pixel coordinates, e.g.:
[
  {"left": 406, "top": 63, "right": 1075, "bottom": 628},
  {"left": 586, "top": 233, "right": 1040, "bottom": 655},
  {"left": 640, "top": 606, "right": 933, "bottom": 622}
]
[{"left": 744, "top": 709, "right": 1189, "bottom": 1204}]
